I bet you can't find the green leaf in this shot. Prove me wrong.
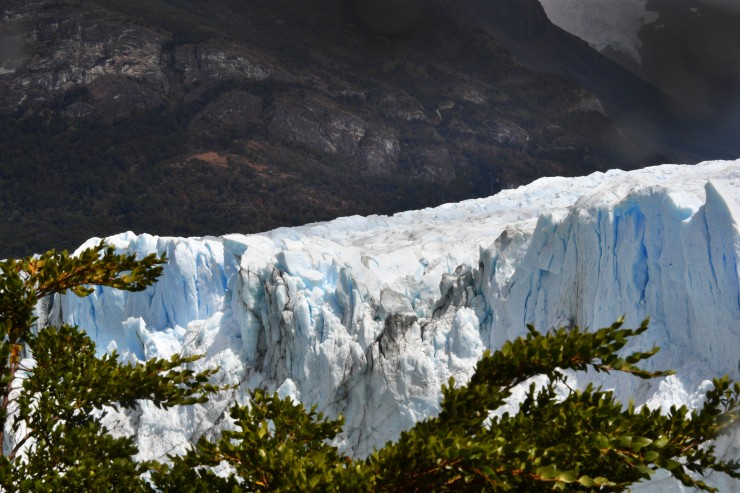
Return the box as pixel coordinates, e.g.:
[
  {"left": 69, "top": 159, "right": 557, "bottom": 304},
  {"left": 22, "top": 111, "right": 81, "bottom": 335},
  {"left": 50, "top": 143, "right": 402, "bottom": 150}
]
[
  {"left": 536, "top": 464, "right": 558, "bottom": 480},
  {"left": 631, "top": 436, "right": 653, "bottom": 452},
  {"left": 557, "top": 471, "right": 577, "bottom": 483},
  {"left": 644, "top": 451, "right": 660, "bottom": 462},
  {"left": 578, "top": 475, "right": 595, "bottom": 487}
]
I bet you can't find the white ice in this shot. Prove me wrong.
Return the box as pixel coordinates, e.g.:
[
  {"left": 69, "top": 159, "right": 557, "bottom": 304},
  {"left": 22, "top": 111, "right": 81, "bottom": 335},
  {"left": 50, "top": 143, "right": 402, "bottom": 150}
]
[{"left": 37, "top": 159, "right": 740, "bottom": 490}]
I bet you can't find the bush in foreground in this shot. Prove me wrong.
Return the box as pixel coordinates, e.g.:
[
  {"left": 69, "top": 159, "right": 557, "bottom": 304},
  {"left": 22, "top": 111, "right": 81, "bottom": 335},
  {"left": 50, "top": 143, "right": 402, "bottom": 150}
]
[{"left": 1, "top": 244, "right": 738, "bottom": 491}]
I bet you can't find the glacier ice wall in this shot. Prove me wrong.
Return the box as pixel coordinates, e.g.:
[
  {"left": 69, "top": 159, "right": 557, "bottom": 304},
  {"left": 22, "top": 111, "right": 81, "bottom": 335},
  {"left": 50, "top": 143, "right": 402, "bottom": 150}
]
[
  {"left": 478, "top": 177, "right": 740, "bottom": 392},
  {"left": 44, "top": 160, "right": 740, "bottom": 489}
]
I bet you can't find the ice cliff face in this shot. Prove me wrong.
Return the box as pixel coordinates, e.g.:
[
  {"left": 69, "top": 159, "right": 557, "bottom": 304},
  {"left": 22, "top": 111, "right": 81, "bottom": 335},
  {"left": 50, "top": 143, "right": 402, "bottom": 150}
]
[
  {"left": 480, "top": 168, "right": 740, "bottom": 387},
  {"left": 47, "top": 160, "right": 740, "bottom": 489}
]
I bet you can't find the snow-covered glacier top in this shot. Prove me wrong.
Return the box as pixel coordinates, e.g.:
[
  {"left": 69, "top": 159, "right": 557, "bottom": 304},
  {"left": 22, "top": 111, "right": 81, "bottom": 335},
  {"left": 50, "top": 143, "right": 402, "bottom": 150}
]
[{"left": 49, "top": 160, "right": 740, "bottom": 490}]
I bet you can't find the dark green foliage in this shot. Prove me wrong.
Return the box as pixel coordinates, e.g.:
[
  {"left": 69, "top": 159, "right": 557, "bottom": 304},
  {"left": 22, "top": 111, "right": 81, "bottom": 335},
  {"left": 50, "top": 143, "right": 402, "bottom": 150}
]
[
  {"left": 0, "top": 245, "right": 738, "bottom": 491},
  {"left": 365, "top": 320, "right": 739, "bottom": 492},
  {"left": 0, "top": 242, "right": 167, "bottom": 445},
  {"left": 149, "top": 320, "right": 740, "bottom": 492},
  {"left": 7, "top": 325, "right": 221, "bottom": 492},
  {"left": 0, "top": 243, "right": 222, "bottom": 491},
  {"left": 153, "top": 389, "right": 369, "bottom": 492}
]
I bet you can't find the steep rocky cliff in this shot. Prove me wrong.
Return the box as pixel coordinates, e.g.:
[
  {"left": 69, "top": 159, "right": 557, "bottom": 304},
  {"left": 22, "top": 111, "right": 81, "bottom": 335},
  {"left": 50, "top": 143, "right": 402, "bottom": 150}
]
[{"left": 0, "top": 0, "right": 666, "bottom": 256}]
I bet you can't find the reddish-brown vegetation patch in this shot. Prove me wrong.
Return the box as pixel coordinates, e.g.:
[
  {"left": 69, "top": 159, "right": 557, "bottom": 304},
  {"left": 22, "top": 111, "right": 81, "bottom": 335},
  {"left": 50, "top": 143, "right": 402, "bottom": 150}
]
[{"left": 190, "top": 152, "right": 229, "bottom": 168}]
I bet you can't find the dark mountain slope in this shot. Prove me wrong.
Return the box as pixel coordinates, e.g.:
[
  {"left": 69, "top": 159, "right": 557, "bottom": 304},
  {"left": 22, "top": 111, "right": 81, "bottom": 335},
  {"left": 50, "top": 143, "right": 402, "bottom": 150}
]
[
  {"left": 0, "top": 0, "right": 665, "bottom": 257},
  {"left": 637, "top": 0, "right": 740, "bottom": 152},
  {"left": 431, "top": 0, "right": 740, "bottom": 161}
]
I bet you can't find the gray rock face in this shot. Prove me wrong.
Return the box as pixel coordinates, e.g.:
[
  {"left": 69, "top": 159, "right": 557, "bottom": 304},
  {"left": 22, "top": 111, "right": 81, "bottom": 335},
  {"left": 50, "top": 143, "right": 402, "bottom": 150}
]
[
  {"left": 189, "top": 90, "right": 264, "bottom": 135},
  {"left": 174, "top": 45, "right": 273, "bottom": 87},
  {"left": 0, "top": 11, "right": 279, "bottom": 117},
  {"left": 567, "top": 91, "right": 606, "bottom": 115},
  {"left": 484, "top": 121, "right": 530, "bottom": 149},
  {"left": 270, "top": 95, "right": 367, "bottom": 156},
  {"left": 1, "top": 11, "right": 168, "bottom": 112},
  {"left": 1, "top": 1, "right": 44, "bottom": 23},
  {"left": 358, "top": 129, "right": 400, "bottom": 174},
  {"left": 269, "top": 94, "right": 400, "bottom": 173}
]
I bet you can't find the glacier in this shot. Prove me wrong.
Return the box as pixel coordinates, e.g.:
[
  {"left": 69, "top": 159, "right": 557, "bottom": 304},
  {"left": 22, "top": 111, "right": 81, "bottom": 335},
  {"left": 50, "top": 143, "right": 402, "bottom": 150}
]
[{"left": 42, "top": 160, "right": 740, "bottom": 490}]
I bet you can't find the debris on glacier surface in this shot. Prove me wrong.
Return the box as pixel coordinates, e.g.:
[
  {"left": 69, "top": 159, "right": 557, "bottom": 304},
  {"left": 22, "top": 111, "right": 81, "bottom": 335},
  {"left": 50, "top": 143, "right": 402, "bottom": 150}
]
[{"left": 45, "top": 160, "right": 740, "bottom": 490}]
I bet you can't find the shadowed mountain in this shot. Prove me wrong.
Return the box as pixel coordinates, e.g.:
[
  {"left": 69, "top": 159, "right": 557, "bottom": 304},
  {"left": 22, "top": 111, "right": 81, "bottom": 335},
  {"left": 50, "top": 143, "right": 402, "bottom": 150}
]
[
  {"left": 534, "top": 0, "right": 740, "bottom": 158},
  {"left": 0, "top": 0, "right": 702, "bottom": 257}
]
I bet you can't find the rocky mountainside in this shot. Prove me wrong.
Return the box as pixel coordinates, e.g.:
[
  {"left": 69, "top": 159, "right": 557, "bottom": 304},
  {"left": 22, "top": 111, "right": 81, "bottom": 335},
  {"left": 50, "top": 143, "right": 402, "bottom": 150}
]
[{"left": 0, "top": 0, "right": 692, "bottom": 256}]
